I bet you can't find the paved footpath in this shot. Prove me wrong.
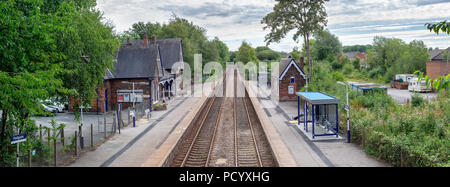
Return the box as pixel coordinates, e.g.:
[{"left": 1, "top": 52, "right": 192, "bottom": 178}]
[
  {"left": 259, "top": 99, "right": 388, "bottom": 167},
  {"left": 68, "top": 95, "right": 201, "bottom": 167}
]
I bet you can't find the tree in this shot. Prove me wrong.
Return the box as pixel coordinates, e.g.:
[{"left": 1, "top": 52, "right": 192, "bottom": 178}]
[
  {"left": 256, "top": 46, "right": 271, "bottom": 53},
  {"left": 211, "top": 37, "right": 230, "bottom": 63},
  {"left": 236, "top": 42, "right": 258, "bottom": 64},
  {"left": 229, "top": 51, "right": 237, "bottom": 62},
  {"left": 312, "top": 30, "right": 342, "bottom": 61},
  {"left": 262, "top": 0, "right": 329, "bottom": 83},
  {"left": 343, "top": 45, "right": 373, "bottom": 53},
  {"left": 255, "top": 46, "right": 281, "bottom": 62},
  {"left": 202, "top": 40, "right": 219, "bottom": 63},
  {"left": 157, "top": 15, "right": 208, "bottom": 69},
  {"left": 125, "top": 21, "right": 162, "bottom": 39},
  {"left": 0, "top": 0, "right": 120, "bottom": 166},
  {"left": 290, "top": 47, "right": 301, "bottom": 61},
  {"left": 352, "top": 58, "right": 360, "bottom": 71}
]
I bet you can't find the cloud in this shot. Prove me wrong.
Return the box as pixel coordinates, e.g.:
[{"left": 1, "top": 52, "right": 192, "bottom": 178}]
[
  {"left": 96, "top": 0, "right": 450, "bottom": 51},
  {"left": 416, "top": 0, "right": 450, "bottom": 6}
]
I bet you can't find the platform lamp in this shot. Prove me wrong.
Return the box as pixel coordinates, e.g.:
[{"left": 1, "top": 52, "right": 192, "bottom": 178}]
[{"left": 337, "top": 81, "right": 351, "bottom": 143}]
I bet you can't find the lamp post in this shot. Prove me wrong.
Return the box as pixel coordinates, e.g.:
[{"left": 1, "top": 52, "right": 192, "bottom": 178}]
[{"left": 337, "top": 81, "right": 351, "bottom": 143}]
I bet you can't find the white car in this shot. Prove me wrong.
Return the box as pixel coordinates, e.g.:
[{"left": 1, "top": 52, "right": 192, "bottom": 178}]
[
  {"left": 42, "top": 103, "right": 57, "bottom": 113},
  {"left": 41, "top": 100, "right": 65, "bottom": 113},
  {"left": 408, "top": 78, "right": 432, "bottom": 93}
]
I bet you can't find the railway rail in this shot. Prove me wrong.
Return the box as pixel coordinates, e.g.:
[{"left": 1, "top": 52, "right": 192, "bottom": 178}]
[{"left": 168, "top": 68, "right": 276, "bottom": 167}]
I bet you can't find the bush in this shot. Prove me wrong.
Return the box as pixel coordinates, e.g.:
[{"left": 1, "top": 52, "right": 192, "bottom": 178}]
[
  {"left": 411, "top": 93, "right": 425, "bottom": 107},
  {"left": 343, "top": 63, "right": 354, "bottom": 74},
  {"left": 349, "top": 94, "right": 450, "bottom": 167},
  {"left": 331, "top": 61, "right": 342, "bottom": 70},
  {"left": 332, "top": 71, "right": 344, "bottom": 82},
  {"left": 368, "top": 67, "right": 383, "bottom": 79},
  {"left": 352, "top": 58, "right": 360, "bottom": 70}
]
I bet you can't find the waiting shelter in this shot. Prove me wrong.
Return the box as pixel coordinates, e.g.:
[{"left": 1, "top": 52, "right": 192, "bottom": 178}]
[{"left": 296, "top": 92, "right": 340, "bottom": 140}]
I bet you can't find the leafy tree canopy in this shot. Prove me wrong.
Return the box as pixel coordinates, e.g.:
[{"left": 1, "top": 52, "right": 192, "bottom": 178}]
[{"left": 236, "top": 42, "right": 258, "bottom": 64}]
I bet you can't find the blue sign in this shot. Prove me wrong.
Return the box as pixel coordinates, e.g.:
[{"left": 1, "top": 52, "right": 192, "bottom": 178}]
[
  {"left": 11, "top": 134, "right": 27, "bottom": 144},
  {"left": 344, "top": 105, "right": 350, "bottom": 111}
]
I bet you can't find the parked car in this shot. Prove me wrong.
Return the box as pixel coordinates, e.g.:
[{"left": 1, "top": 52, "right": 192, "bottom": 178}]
[
  {"left": 42, "top": 103, "right": 57, "bottom": 113},
  {"left": 41, "top": 100, "right": 65, "bottom": 113},
  {"left": 408, "top": 78, "right": 432, "bottom": 93}
]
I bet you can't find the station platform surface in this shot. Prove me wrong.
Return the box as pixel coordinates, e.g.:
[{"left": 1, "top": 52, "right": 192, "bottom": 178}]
[
  {"left": 67, "top": 94, "right": 202, "bottom": 167},
  {"left": 258, "top": 98, "right": 388, "bottom": 167}
]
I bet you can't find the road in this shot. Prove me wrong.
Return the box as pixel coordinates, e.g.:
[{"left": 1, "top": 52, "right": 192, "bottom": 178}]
[{"left": 387, "top": 88, "right": 438, "bottom": 104}]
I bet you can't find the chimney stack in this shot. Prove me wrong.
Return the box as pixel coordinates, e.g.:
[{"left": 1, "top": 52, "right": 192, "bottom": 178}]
[
  {"left": 151, "top": 35, "right": 156, "bottom": 44},
  {"left": 143, "top": 32, "right": 148, "bottom": 47},
  {"left": 299, "top": 57, "right": 305, "bottom": 70},
  {"left": 126, "top": 37, "right": 131, "bottom": 45}
]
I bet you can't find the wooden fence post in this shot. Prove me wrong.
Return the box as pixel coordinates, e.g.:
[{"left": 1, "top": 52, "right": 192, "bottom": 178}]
[
  {"left": 104, "top": 112, "right": 107, "bottom": 139},
  {"left": 47, "top": 129, "right": 51, "bottom": 147},
  {"left": 39, "top": 124, "right": 42, "bottom": 142},
  {"left": 113, "top": 112, "right": 116, "bottom": 134},
  {"left": 53, "top": 138, "right": 57, "bottom": 167},
  {"left": 61, "top": 127, "right": 65, "bottom": 147},
  {"left": 74, "top": 131, "right": 78, "bottom": 156},
  {"left": 90, "top": 124, "right": 93, "bottom": 147},
  {"left": 28, "top": 149, "right": 32, "bottom": 167}
]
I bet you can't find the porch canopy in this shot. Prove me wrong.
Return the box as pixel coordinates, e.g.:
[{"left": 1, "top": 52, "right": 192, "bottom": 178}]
[{"left": 296, "top": 92, "right": 340, "bottom": 139}]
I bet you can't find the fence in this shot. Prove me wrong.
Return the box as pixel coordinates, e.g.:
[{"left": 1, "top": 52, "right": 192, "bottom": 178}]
[{"left": 16, "top": 102, "right": 151, "bottom": 167}]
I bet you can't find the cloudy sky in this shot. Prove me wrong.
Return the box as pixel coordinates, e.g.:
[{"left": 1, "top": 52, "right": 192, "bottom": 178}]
[{"left": 96, "top": 0, "right": 450, "bottom": 52}]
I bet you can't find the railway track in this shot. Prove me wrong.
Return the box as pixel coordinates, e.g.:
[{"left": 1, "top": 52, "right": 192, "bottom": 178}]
[{"left": 169, "top": 68, "right": 276, "bottom": 167}]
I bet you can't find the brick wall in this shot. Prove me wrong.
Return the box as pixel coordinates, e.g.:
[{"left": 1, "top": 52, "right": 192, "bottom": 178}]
[
  {"left": 108, "top": 78, "right": 152, "bottom": 111},
  {"left": 69, "top": 78, "right": 152, "bottom": 113},
  {"left": 427, "top": 61, "right": 448, "bottom": 79},
  {"left": 279, "top": 66, "right": 306, "bottom": 101}
]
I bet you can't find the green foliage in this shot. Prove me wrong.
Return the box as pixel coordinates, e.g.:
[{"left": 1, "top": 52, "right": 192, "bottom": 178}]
[
  {"left": 411, "top": 93, "right": 425, "bottom": 107},
  {"left": 0, "top": 0, "right": 119, "bottom": 166},
  {"left": 256, "top": 47, "right": 281, "bottom": 62},
  {"left": 311, "top": 30, "right": 342, "bottom": 61},
  {"left": 125, "top": 21, "right": 162, "bottom": 39},
  {"left": 236, "top": 41, "right": 258, "bottom": 64},
  {"left": 365, "top": 37, "right": 429, "bottom": 80},
  {"left": 352, "top": 58, "right": 360, "bottom": 70},
  {"left": 343, "top": 45, "right": 373, "bottom": 53},
  {"left": 331, "top": 61, "right": 342, "bottom": 70},
  {"left": 308, "top": 61, "right": 448, "bottom": 166},
  {"left": 350, "top": 96, "right": 449, "bottom": 166},
  {"left": 125, "top": 16, "right": 230, "bottom": 69},
  {"left": 262, "top": 0, "right": 330, "bottom": 81},
  {"left": 414, "top": 71, "right": 450, "bottom": 92},
  {"left": 343, "top": 63, "right": 354, "bottom": 75},
  {"left": 426, "top": 20, "right": 450, "bottom": 35}
]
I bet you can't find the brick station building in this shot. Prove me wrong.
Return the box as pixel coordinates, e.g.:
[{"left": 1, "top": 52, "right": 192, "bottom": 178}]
[
  {"left": 274, "top": 57, "right": 307, "bottom": 101},
  {"left": 427, "top": 47, "right": 449, "bottom": 79},
  {"left": 69, "top": 35, "right": 184, "bottom": 113}
]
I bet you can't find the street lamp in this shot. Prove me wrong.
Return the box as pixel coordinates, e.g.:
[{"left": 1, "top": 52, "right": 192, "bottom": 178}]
[{"left": 337, "top": 81, "right": 351, "bottom": 143}]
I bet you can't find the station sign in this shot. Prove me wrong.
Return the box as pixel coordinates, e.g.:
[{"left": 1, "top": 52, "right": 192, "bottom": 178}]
[
  {"left": 344, "top": 105, "right": 350, "bottom": 111},
  {"left": 11, "top": 134, "right": 27, "bottom": 144}
]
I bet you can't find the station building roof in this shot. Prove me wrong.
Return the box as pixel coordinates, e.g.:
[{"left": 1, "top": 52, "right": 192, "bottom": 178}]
[{"left": 296, "top": 92, "right": 340, "bottom": 105}]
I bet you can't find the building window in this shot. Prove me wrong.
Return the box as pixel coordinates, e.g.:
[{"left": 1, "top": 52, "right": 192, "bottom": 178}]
[{"left": 290, "top": 77, "right": 295, "bottom": 83}]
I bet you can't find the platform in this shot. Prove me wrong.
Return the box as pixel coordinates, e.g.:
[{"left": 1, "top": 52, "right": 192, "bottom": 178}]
[{"left": 296, "top": 122, "right": 343, "bottom": 142}]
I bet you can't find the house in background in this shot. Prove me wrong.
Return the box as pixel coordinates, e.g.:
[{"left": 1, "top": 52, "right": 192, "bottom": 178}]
[
  {"left": 69, "top": 35, "right": 184, "bottom": 113},
  {"left": 273, "top": 57, "right": 307, "bottom": 101},
  {"left": 340, "top": 51, "right": 368, "bottom": 68},
  {"left": 427, "top": 47, "right": 449, "bottom": 79}
]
